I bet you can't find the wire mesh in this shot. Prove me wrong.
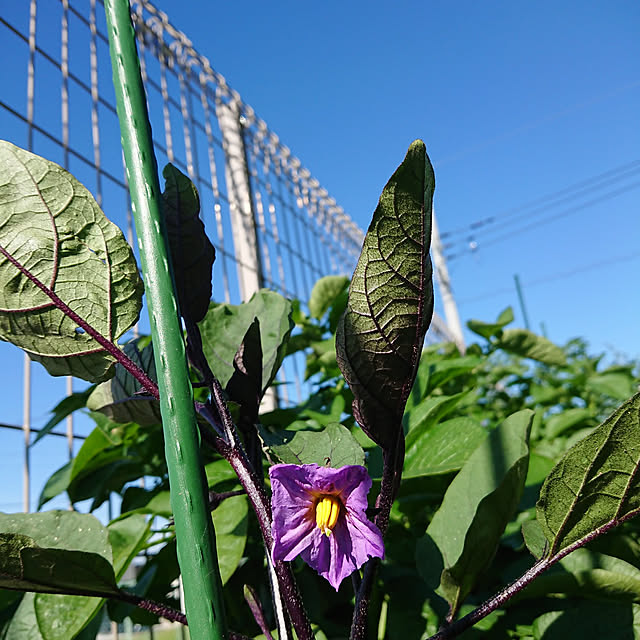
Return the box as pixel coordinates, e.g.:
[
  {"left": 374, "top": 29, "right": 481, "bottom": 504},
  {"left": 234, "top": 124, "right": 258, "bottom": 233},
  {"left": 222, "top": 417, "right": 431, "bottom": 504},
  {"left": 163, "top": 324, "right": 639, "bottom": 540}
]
[{"left": 0, "top": 0, "right": 454, "bottom": 525}]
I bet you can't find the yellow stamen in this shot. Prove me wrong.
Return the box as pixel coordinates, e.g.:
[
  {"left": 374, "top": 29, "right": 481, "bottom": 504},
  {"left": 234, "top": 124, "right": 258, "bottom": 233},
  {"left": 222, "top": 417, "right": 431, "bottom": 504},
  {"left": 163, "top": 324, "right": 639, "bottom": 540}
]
[{"left": 315, "top": 495, "right": 341, "bottom": 536}]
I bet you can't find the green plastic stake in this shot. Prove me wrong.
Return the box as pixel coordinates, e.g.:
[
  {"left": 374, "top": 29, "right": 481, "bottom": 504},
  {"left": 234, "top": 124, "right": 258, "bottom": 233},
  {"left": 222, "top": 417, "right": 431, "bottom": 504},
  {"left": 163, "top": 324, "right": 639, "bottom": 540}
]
[{"left": 103, "top": 2, "right": 227, "bottom": 638}]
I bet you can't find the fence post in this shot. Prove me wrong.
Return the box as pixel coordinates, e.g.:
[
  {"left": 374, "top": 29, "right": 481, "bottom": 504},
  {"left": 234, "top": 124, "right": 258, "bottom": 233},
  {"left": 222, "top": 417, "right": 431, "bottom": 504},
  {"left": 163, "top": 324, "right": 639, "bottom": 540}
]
[{"left": 217, "top": 95, "right": 263, "bottom": 301}]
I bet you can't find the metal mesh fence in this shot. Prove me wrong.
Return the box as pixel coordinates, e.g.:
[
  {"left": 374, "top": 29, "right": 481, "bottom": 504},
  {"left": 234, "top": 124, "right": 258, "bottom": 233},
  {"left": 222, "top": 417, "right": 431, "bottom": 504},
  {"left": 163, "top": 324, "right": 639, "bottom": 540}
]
[{"left": 0, "top": 0, "right": 453, "bottom": 521}]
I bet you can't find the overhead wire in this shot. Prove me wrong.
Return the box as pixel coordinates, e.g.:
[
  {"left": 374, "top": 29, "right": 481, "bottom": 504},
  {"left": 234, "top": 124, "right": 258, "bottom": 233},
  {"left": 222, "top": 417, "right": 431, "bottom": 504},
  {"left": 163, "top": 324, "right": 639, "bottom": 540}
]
[
  {"left": 445, "top": 177, "right": 640, "bottom": 261},
  {"left": 458, "top": 249, "right": 640, "bottom": 304},
  {"left": 440, "top": 159, "right": 640, "bottom": 242}
]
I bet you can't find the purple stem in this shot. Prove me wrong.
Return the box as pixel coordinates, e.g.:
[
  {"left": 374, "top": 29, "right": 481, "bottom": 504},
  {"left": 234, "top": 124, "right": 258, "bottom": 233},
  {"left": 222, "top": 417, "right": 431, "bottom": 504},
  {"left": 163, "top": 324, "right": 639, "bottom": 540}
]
[
  {"left": 196, "top": 401, "right": 312, "bottom": 640},
  {"left": 244, "top": 584, "right": 275, "bottom": 640},
  {"left": 0, "top": 244, "right": 159, "bottom": 399},
  {"left": 350, "top": 428, "right": 405, "bottom": 640},
  {"left": 426, "top": 509, "right": 640, "bottom": 640},
  {"left": 118, "top": 592, "right": 251, "bottom": 640},
  {"left": 217, "top": 438, "right": 313, "bottom": 640}
]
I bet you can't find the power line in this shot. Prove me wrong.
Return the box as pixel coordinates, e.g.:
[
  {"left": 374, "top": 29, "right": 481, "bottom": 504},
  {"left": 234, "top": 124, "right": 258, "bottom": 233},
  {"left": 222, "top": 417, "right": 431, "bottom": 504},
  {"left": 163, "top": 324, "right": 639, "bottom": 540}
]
[
  {"left": 441, "top": 159, "right": 640, "bottom": 242},
  {"left": 458, "top": 250, "right": 640, "bottom": 304},
  {"left": 446, "top": 179, "right": 640, "bottom": 260}
]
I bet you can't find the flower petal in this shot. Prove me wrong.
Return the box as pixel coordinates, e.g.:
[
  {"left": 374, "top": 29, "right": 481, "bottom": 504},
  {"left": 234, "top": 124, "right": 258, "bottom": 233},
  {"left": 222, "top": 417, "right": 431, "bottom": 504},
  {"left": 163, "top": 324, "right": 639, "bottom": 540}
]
[
  {"left": 270, "top": 464, "right": 316, "bottom": 562},
  {"left": 269, "top": 463, "right": 384, "bottom": 590},
  {"left": 344, "top": 509, "right": 385, "bottom": 563}
]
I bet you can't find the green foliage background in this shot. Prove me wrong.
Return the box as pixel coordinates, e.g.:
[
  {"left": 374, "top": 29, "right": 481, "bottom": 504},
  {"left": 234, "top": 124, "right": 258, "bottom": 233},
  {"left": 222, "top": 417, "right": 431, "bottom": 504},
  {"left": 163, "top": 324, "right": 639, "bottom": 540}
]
[{"left": 2, "top": 275, "right": 638, "bottom": 639}]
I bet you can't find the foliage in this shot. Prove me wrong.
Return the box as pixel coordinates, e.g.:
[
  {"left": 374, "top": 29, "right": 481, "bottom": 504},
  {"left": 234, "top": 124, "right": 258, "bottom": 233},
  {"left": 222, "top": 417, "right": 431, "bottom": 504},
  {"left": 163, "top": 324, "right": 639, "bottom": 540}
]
[{"left": 0, "top": 135, "right": 639, "bottom": 640}]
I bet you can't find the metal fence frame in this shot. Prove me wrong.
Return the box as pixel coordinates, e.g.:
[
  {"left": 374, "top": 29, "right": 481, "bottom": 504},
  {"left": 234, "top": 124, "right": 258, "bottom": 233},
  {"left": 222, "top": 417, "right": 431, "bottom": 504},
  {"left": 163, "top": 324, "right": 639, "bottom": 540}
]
[{"left": 0, "top": 1, "right": 456, "bottom": 621}]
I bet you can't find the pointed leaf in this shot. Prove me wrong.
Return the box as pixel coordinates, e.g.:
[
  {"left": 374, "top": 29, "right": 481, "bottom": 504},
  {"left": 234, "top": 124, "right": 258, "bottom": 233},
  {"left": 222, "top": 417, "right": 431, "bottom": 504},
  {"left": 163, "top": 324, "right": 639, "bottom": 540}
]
[
  {"left": 546, "top": 407, "right": 593, "bottom": 438},
  {"left": 497, "top": 329, "right": 567, "bottom": 366},
  {"left": 161, "top": 163, "right": 214, "bottom": 323},
  {"left": 537, "top": 392, "right": 640, "bottom": 557},
  {"left": 308, "top": 275, "right": 349, "bottom": 320},
  {"left": 226, "top": 317, "right": 263, "bottom": 420},
  {"left": 416, "top": 410, "right": 533, "bottom": 613},
  {"left": 87, "top": 339, "right": 161, "bottom": 426},
  {"left": 31, "top": 387, "right": 95, "bottom": 447},
  {"left": 0, "top": 141, "right": 143, "bottom": 382},
  {"left": 336, "top": 140, "right": 435, "bottom": 449},
  {"left": 466, "top": 307, "right": 514, "bottom": 340},
  {"left": 522, "top": 519, "right": 548, "bottom": 560},
  {"left": 199, "top": 289, "right": 293, "bottom": 393},
  {"left": 264, "top": 422, "right": 365, "bottom": 468},
  {"left": 404, "top": 390, "right": 471, "bottom": 434}
]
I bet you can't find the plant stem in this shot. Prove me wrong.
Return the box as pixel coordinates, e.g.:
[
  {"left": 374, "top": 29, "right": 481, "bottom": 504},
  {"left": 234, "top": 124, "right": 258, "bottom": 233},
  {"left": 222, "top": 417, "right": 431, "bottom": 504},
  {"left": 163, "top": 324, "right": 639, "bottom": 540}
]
[
  {"left": 244, "top": 584, "right": 275, "bottom": 640},
  {"left": 216, "top": 437, "right": 313, "bottom": 640},
  {"left": 426, "top": 508, "right": 640, "bottom": 639},
  {"left": 118, "top": 593, "right": 251, "bottom": 640},
  {"left": 0, "top": 243, "right": 159, "bottom": 399},
  {"left": 350, "top": 428, "right": 405, "bottom": 640}
]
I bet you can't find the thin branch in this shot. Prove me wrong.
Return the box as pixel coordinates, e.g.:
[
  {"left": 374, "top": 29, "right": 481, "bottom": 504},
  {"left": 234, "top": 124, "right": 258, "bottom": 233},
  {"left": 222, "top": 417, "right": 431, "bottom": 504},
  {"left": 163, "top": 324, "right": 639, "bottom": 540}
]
[
  {"left": 117, "top": 591, "right": 251, "bottom": 640},
  {"left": 244, "top": 584, "right": 275, "bottom": 640},
  {"left": 0, "top": 243, "right": 159, "bottom": 399},
  {"left": 208, "top": 489, "right": 245, "bottom": 511},
  {"left": 426, "top": 509, "right": 640, "bottom": 640}
]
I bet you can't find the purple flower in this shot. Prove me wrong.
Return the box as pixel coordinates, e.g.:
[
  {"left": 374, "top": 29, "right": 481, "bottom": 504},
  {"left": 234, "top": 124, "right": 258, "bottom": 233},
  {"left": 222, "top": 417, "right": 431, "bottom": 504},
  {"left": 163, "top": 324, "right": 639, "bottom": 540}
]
[{"left": 269, "top": 463, "right": 384, "bottom": 590}]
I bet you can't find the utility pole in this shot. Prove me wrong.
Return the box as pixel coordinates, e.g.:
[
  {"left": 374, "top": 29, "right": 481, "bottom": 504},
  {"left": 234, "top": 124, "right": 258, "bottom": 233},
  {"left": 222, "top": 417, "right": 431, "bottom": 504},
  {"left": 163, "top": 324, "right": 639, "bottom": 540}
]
[
  {"left": 431, "top": 208, "right": 465, "bottom": 353},
  {"left": 513, "top": 274, "right": 531, "bottom": 330}
]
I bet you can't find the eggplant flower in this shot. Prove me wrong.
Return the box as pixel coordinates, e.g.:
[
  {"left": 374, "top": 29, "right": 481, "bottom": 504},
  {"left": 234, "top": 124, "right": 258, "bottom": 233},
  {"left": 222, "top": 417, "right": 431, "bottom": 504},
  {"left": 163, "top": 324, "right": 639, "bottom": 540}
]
[{"left": 269, "top": 463, "right": 384, "bottom": 590}]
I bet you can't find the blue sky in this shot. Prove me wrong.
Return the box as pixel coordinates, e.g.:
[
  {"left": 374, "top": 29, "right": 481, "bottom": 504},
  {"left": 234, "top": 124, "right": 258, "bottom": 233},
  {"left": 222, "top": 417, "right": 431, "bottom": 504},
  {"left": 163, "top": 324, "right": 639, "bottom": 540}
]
[
  {"left": 152, "top": 0, "right": 640, "bottom": 359},
  {"left": 0, "top": 1, "right": 638, "bottom": 513}
]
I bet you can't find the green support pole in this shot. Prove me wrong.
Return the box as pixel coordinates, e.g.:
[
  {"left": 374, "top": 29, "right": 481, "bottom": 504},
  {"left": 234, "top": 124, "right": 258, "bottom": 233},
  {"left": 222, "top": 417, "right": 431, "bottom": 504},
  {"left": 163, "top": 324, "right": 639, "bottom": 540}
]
[{"left": 103, "top": 2, "right": 227, "bottom": 638}]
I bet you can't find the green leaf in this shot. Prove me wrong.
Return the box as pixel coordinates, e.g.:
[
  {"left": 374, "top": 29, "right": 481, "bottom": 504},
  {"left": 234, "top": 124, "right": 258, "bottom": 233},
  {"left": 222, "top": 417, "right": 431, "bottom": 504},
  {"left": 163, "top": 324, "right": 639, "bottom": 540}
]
[
  {"left": 0, "top": 141, "right": 143, "bottom": 383},
  {"left": 161, "top": 163, "right": 215, "bottom": 323},
  {"left": 416, "top": 409, "right": 533, "bottom": 613},
  {"left": 422, "top": 356, "right": 482, "bottom": 397},
  {"left": 497, "top": 329, "right": 567, "bottom": 366},
  {"left": 0, "top": 511, "right": 149, "bottom": 640},
  {"left": 466, "top": 307, "right": 514, "bottom": 340},
  {"left": 0, "top": 511, "right": 111, "bottom": 560},
  {"left": 31, "top": 388, "right": 95, "bottom": 447},
  {"left": 522, "top": 548, "right": 640, "bottom": 603},
  {"left": 36, "top": 515, "right": 147, "bottom": 640},
  {"left": 0, "top": 511, "right": 116, "bottom": 595},
  {"left": 403, "top": 417, "right": 488, "bottom": 478},
  {"left": 586, "top": 372, "right": 637, "bottom": 401},
  {"left": 204, "top": 459, "right": 240, "bottom": 488},
  {"left": 532, "top": 601, "right": 640, "bottom": 640},
  {"left": 308, "top": 275, "right": 350, "bottom": 320},
  {"left": 38, "top": 416, "right": 157, "bottom": 510},
  {"left": 119, "top": 489, "right": 172, "bottom": 519},
  {"left": 537, "top": 392, "right": 640, "bottom": 557},
  {"left": 226, "top": 318, "right": 263, "bottom": 420},
  {"left": 86, "top": 339, "right": 161, "bottom": 426},
  {"left": 522, "top": 519, "right": 548, "bottom": 559},
  {"left": 265, "top": 422, "right": 365, "bottom": 468},
  {"left": 336, "top": 140, "right": 435, "bottom": 449},
  {"left": 38, "top": 418, "right": 124, "bottom": 509},
  {"left": 212, "top": 494, "right": 248, "bottom": 584},
  {"left": 404, "top": 390, "right": 471, "bottom": 434},
  {"left": 199, "top": 289, "right": 293, "bottom": 393},
  {"left": 546, "top": 407, "right": 593, "bottom": 438},
  {"left": 107, "top": 514, "right": 150, "bottom": 580}
]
